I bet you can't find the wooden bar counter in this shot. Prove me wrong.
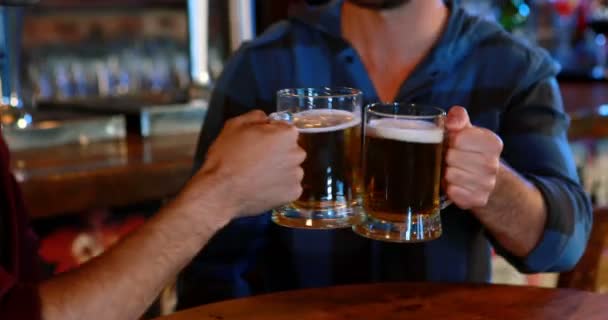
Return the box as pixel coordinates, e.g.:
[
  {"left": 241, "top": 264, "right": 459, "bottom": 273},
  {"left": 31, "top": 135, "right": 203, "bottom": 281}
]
[
  {"left": 11, "top": 133, "right": 198, "bottom": 219},
  {"left": 155, "top": 282, "right": 608, "bottom": 320}
]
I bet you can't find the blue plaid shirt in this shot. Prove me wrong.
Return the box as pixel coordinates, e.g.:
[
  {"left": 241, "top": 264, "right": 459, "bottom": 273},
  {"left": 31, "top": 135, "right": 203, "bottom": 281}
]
[{"left": 178, "top": 0, "right": 592, "bottom": 308}]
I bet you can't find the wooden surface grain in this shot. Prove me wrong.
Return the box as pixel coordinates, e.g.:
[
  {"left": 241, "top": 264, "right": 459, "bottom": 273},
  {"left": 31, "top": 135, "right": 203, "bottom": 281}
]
[
  {"left": 11, "top": 133, "right": 197, "bottom": 218},
  {"left": 157, "top": 282, "right": 608, "bottom": 320}
]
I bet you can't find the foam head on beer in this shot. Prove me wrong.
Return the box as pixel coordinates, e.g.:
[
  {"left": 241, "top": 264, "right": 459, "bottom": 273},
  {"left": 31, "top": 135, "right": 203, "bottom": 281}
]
[
  {"left": 293, "top": 109, "right": 361, "bottom": 133},
  {"left": 362, "top": 117, "right": 444, "bottom": 227},
  {"left": 366, "top": 118, "right": 443, "bottom": 144}
]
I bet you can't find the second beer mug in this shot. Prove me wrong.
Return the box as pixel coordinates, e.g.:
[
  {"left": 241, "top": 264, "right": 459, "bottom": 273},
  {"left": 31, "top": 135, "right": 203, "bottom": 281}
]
[
  {"left": 353, "top": 103, "right": 451, "bottom": 242},
  {"left": 270, "top": 87, "right": 364, "bottom": 229}
]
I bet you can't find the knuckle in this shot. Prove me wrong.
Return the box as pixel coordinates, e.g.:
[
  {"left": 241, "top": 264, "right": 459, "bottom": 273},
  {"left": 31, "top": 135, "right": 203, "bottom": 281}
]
[
  {"left": 287, "top": 126, "right": 300, "bottom": 139},
  {"left": 482, "top": 129, "right": 503, "bottom": 152},
  {"left": 474, "top": 195, "right": 489, "bottom": 207},
  {"left": 250, "top": 109, "right": 267, "bottom": 117},
  {"left": 296, "top": 148, "right": 307, "bottom": 163},
  {"left": 454, "top": 198, "right": 472, "bottom": 210},
  {"left": 454, "top": 129, "right": 474, "bottom": 146},
  {"left": 444, "top": 168, "right": 457, "bottom": 182},
  {"left": 493, "top": 135, "right": 504, "bottom": 152},
  {"left": 452, "top": 133, "right": 465, "bottom": 147},
  {"left": 486, "top": 176, "right": 497, "bottom": 190},
  {"left": 482, "top": 155, "right": 499, "bottom": 172},
  {"left": 447, "top": 185, "right": 474, "bottom": 210},
  {"left": 478, "top": 179, "right": 491, "bottom": 192},
  {"left": 288, "top": 185, "right": 303, "bottom": 200},
  {"left": 445, "top": 149, "right": 457, "bottom": 165},
  {"left": 269, "top": 125, "right": 285, "bottom": 137},
  {"left": 296, "top": 167, "right": 305, "bottom": 181},
  {"left": 446, "top": 185, "right": 459, "bottom": 199}
]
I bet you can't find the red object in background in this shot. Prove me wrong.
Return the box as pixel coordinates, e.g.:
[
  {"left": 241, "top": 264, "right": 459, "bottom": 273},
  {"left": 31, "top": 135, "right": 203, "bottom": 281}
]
[
  {"left": 38, "top": 211, "right": 145, "bottom": 274},
  {"left": 553, "top": 0, "right": 582, "bottom": 16},
  {"left": 578, "top": 0, "right": 592, "bottom": 32}
]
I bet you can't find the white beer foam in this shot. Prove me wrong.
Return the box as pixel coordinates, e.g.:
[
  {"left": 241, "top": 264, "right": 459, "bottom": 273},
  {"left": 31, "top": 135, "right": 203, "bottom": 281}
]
[
  {"left": 294, "top": 109, "right": 361, "bottom": 133},
  {"left": 367, "top": 118, "right": 443, "bottom": 144}
]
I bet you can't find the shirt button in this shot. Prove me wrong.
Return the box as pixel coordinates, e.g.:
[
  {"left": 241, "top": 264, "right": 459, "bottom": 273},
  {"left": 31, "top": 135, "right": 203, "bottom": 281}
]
[{"left": 345, "top": 56, "right": 354, "bottom": 64}]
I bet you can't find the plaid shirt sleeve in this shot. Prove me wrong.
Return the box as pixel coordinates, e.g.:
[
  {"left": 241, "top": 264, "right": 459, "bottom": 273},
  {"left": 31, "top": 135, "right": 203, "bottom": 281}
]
[{"left": 492, "top": 77, "right": 593, "bottom": 273}]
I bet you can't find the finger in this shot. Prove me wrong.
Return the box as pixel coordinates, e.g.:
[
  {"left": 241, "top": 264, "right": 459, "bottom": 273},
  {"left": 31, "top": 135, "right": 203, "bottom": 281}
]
[
  {"left": 262, "top": 125, "right": 301, "bottom": 158},
  {"left": 295, "top": 167, "right": 304, "bottom": 183},
  {"left": 447, "top": 184, "right": 488, "bottom": 210},
  {"left": 449, "top": 127, "right": 503, "bottom": 154},
  {"left": 266, "top": 120, "right": 297, "bottom": 131},
  {"left": 227, "top": 110, "right": 268, "bottom": 127},
  {"left": 445, "top": 149, "right": 500, "bottom": 174},
  {"left": 447, "top": 185, "right": 474, "bottom": 210},
  {"left": 256, "top": 121, "right": 299, "bottom": 143},
  {"left": 444, "top": 166, "right": 496, "bottom": 193},
  {"left": 294, "top": 146, "right": 307, "bottom": 165},
  {"left": 279, "top": 145, "right": 307, "bottom": 167},
  {"left": 272, "top": 122, "right": 300, "bottom": 143},
  {"left": 446, "top": 106, "right": 472, "bottom": 132},
  {"left": 286, "top": 184, "right": 304, "bottom": 203}
]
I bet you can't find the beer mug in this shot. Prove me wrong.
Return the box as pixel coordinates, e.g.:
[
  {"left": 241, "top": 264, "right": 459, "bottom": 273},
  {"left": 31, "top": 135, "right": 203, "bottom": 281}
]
[
  {"left": 270, "top": 87, "right": 364, "bottom": 229},
  {"left": 353, "top": 103, "right": 451, "bottom": 242}
]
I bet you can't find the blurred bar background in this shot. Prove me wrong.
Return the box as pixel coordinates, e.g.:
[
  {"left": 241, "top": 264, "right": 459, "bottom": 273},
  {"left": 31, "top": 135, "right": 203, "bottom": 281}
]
[{"left": 1, "top": 0, "right": 608, "bottom": 317}]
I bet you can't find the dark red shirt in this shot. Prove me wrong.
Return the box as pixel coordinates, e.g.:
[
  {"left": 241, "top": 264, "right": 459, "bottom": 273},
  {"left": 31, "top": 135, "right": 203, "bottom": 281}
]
[{"left": 0, "top": 131, "right": 42, "bottom": 319}]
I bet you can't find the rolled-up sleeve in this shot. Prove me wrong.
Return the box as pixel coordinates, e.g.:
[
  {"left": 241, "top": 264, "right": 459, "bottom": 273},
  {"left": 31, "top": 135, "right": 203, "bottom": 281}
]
[{"left": 495, "top": 77, "right": 593, "bottom": 273}]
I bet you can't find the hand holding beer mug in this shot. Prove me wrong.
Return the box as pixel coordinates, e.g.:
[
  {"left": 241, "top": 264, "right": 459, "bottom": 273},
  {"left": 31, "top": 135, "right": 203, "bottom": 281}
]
[
  {"left": 354, "top": 103, "right": 451, "bottom": 242},
  {"left": 270, "top": 88, "right": 364, "bottom": 229},
  {"left": 444, "top": 106, "right": 503, "bottom": 210}
]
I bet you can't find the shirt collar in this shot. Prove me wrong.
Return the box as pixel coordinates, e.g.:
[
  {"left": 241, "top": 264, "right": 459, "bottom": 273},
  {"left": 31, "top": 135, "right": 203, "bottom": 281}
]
[{"left": 291, "top": 0, "right": 465, "bottom": 76}]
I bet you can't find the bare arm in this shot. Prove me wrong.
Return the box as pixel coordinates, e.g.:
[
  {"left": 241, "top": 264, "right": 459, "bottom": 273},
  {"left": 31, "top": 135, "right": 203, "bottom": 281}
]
[
  {"left": 39, "top": 173, "right": 232, "bottom": 320},
  {"left": 37, "top": 110, "right": 305, "bottom": 320},
  {"left": 471, "top": 163, "right": 546, "bottom": 257},
  {"left": 447, "top": 77, "right": 592, "bottom": 272}
]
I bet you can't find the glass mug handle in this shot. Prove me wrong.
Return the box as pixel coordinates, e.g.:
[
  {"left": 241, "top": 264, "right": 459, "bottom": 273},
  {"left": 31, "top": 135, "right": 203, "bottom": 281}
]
[
  {"left": 440, "top": 116, "right": 452, "bottom": 211},
  {"left": 268, "top": 111, "right": 293, "bottom": 123},
  {"left": 440, "top": 196, "right": 452, "bottom": 210}
]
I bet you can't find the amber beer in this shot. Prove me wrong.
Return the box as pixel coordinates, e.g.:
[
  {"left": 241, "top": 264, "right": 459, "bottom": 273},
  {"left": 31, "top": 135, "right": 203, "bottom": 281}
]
[
  {"left": 292, "top": 109, "right": 362, "bottom": 213},
  {"left": 364, "top": 118, "right": 443, "bottom": 221},
  {"left": 272, "top": 87, "right": 363, "bottom": 229},
  {"left": 353, "top": 104, "right": 447, "bottom": 242}
]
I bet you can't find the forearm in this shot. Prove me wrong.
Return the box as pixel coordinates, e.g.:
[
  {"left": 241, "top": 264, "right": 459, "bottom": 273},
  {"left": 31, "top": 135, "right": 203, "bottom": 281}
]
[
  {"left": 472, "top": 162, "right": 547, "bottom": 258},
  {"left": 39, "top": 174, "right": 231, "bottom": 320}
]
